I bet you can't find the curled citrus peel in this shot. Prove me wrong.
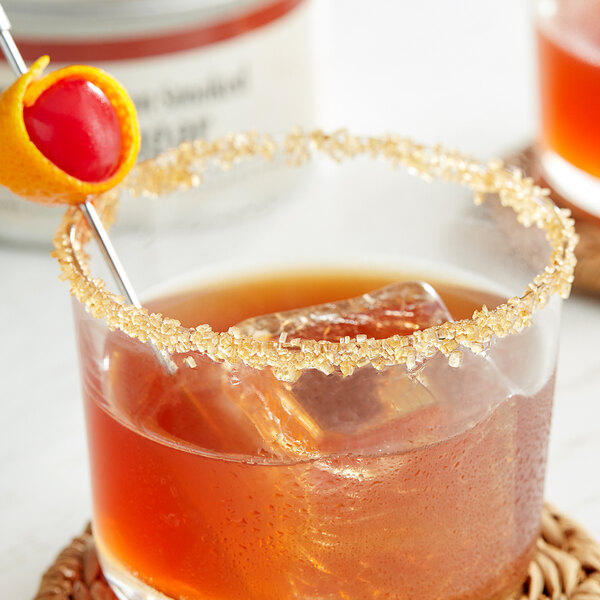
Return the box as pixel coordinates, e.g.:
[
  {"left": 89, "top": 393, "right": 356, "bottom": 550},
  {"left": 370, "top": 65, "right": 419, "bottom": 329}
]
[{"left": 0, "top": 56, "right": 140, "bottom": 205}]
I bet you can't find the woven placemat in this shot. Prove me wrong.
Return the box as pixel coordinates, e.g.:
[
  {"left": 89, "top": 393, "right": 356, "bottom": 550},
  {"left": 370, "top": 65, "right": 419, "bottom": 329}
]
[
  {"left": 33, "top": 504, "right": 600, "bottom": 600},
  {"left": 504, "top": 145, "right": 600, "bottom": 296}
]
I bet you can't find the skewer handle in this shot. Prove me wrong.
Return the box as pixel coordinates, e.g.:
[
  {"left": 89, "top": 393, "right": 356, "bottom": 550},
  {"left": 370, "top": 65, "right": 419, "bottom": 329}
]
[
  {"left": 80, "top": 201, "right": 176, "bottom": 373},
  {"left": 0, "top": 4, "right": 27, "bottom": 76},
  {"left": 79, "top": 200, "right": 143, "bottom": 307}
]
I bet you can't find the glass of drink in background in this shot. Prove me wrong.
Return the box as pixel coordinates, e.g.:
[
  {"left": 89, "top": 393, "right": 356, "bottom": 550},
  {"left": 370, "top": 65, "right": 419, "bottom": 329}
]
[
  {"left": 56, "top": 131, "right": 575, "bottom": 600},
  {"left": 536, "top": 0, "right": 600, "bottom": 219}
]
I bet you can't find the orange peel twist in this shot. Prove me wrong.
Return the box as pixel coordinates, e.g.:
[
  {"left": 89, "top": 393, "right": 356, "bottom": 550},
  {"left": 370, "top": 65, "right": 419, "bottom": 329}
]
[{"left": 0, "top": 56, "right": 140, "bottom": 205}]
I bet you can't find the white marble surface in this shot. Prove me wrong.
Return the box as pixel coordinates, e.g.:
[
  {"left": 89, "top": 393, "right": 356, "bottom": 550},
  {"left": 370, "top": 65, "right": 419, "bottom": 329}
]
[{"left": 1, "top": 1, "right": 600, "bottom": 598}]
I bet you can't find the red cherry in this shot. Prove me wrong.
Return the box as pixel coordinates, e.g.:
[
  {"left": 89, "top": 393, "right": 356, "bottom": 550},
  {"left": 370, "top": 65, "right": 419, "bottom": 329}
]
[{"left": 23, "top": 78, "right": 122, "bottom": 183}]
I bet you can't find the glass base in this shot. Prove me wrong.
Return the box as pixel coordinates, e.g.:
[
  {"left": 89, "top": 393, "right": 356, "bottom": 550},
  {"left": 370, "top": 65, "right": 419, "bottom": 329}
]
[
  {"left": 96, "top": 541, "right": 175, "bottom": 600},
  {"left": 96, "top": 531, "right": 529, "bottom": 600},
  {"left": 539, "top": 148, "right": 600, "bottom": 219}
]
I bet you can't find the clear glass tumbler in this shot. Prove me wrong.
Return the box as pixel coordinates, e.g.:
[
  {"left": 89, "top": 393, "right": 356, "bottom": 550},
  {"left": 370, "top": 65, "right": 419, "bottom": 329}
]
[{"left": 55, "top": 130, "right": 576, "bottom": 600}]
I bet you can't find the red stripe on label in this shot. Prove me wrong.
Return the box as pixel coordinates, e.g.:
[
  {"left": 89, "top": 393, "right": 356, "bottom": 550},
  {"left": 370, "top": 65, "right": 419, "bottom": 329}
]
[{"left": 6, "top": 0, "right": 304, "bottom": 62}]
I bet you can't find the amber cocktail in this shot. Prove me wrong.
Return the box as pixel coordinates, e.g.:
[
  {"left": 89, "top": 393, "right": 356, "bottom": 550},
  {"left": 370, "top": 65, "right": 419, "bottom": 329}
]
[
  {"left": 55, "top": 131, "right": 576, "bottom": 600},
  {"left": 537, "top": 0, "right": 600, "bottom": 216}
]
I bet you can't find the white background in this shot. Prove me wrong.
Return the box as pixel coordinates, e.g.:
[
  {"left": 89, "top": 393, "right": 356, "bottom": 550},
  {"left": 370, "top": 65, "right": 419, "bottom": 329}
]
[{"left": 2, "top": 1, "right": 600, "bottom": 598}]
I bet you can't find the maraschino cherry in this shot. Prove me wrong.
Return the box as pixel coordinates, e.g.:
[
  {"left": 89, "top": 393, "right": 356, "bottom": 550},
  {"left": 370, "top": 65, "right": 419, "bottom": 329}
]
[
  {"left": 0, "top": 55, "right": 139, "bottom": 204},
  {"left": 23, "top": 77, "right": 122, "bottom": 183}
]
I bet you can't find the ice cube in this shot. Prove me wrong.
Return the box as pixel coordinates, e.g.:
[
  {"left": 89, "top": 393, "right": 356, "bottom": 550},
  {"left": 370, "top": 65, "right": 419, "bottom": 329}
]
[
  {"left": 230, "top": 281, "right": 452, "bottom": 342},
  {"left": 223, "top": 282, "right": 455, "bottom": 457}
]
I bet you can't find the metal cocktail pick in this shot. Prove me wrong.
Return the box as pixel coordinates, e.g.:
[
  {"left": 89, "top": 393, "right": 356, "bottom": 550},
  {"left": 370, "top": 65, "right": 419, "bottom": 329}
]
[{"left": 0, "top": 3, "right": 175, "bottom": 372}]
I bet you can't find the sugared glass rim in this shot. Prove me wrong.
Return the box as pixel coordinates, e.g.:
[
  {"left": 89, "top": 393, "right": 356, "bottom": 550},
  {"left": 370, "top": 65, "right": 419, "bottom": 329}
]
[{"left": 52, "top": 129, "right": 578, "bottom": 382}]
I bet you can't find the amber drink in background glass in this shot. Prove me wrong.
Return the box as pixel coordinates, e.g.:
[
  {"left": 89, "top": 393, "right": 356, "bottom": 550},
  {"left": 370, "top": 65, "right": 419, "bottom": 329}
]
[
  {"left": 537, "top": 0, "right": 600, "bottom": 219},
  {"left": 55, "top": 131, "right": 576, "bottom": 600}
]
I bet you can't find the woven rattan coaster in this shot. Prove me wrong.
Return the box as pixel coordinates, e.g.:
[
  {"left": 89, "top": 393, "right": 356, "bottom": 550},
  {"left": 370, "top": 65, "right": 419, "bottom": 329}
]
[
  {"left": 33, "top": 504, "right": 600, "bottom": 600},
  {"left": 504, "top": 145, "right": 600, "bottom": 296}
]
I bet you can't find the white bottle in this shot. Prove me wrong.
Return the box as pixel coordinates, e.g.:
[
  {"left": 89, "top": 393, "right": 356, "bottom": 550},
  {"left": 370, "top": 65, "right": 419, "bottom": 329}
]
[{"left": 0, "top": 0, "right": 315, "bottom": 245}]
